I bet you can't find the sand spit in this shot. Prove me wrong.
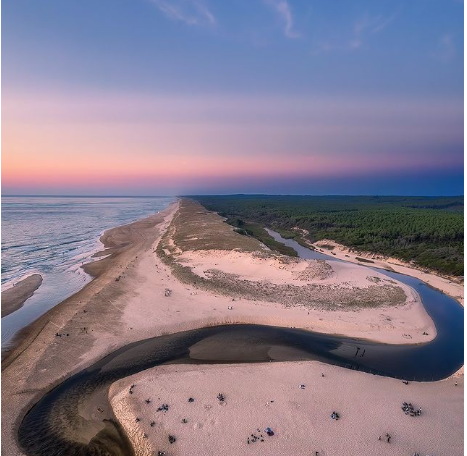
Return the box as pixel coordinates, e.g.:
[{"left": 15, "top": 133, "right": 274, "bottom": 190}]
[
  {"left": 1, "top": 198, "right": 461, "bottom": 456},
  {"left": 1, "top": 274, "right": 43, "bottom": 318},
  {"left": 110, "top": 362, "right": 463, "bottom": 456},
  {"left": 156, "top": 199, "right": 435, "bottom": 343},
  {"left": 312, "top": 239, "right": 464, "bottom": 306}
]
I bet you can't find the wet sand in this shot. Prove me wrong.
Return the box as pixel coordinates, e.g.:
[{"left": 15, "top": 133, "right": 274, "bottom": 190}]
[
  {"left": 1, "top": 203, "right": 178, "bottom": 455},
  {"left": 1, "top": 199, "right": 463, "bottom": 456},
  {"left": 1, "top": 274, "right": 43, "bottom": 318}
]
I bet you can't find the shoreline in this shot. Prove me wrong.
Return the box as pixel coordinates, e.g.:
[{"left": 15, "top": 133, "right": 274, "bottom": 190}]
[
  {"left": 1, "top": 202, "right": 181, "bottom": 456},
  {"left": 1, "top": 199, "right": 444, "bottom": 370},
  {"left": 4, "top": 200, "right": 452, "bottom": 364},
  {"left": 1, "top": 204, "right": 177, "bottom": 367},
  {"left": 1, "top": 199, "right": 463, "bottom": 456},
  {"left": 1, "top": 274, "right": 43, "bottom": 318},
  {"left": 1, "top": 200, "right": 176, "bottom": 345}
]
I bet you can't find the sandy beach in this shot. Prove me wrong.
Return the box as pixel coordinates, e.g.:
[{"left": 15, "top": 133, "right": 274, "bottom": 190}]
[
  {"left": 110, "top": 362, "right": 463, "bottom": 456},
  {"left": 1, "top": 199, "right": 463, "bottom": 456},
  {"left": 3, "top": 1, "right": 463, "bottom": 454},
  {"left": 1, "top": 274, "right": 43, "bottom": 318}
]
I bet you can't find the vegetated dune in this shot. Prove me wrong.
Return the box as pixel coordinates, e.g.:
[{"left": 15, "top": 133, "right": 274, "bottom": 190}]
[
  {"left": 1, "top": 199, "right": 449, "bottom": 456},
  {"left": 158, "top": 199, "right": 430, "bottom": 317}
]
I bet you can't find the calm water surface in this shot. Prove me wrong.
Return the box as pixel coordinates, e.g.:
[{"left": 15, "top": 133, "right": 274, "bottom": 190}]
[
  {"left": 16, "top": 222, "right": 464, "bottom": 456},
  {"left": 267, "top": 229, "right": 464, "bottom": 380},
  {"left": 2, "top": 196, "right": 174, "bottom": 346}
]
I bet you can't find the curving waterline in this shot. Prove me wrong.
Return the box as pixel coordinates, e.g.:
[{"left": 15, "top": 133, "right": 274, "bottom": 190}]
[
  {"left": 18, "top": 319, "right": 463, "bottom": 456},
  {"left": 267, "top": 228, "right": 464, "bottom": 378},
  {"left": 18, "top": 235, "right": 463, "bottom": 456}
]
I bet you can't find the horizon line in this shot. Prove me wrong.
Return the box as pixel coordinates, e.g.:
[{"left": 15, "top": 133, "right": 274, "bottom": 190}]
[{"left": 2, "top": 194, "right": 464, "bottom": 198}]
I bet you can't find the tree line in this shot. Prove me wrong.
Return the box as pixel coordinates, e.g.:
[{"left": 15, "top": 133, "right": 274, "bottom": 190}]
[{"left": 191, "top": 195, "right": 464, "bottom": 276}]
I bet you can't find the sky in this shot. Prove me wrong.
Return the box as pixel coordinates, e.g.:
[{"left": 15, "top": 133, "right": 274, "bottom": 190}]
[{"left": 2, "top": 0, "right": 464, "bottom": 196}]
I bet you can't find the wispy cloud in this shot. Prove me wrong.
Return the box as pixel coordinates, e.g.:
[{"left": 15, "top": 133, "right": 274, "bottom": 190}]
[
  {"left": 150, "top": 0, "right": 216, "bottom": 26},
  {"left": 348, "top": 14, "right": 394, "bottom": 50},
  {"left": 264, "top": 0, "right": 300, "bottom": 39},
  {"left": 354, "top": 14, "right": 394, "bottom": 36},
  {"left": 311, "top": 13, "right": 394, "bottom": 55}
]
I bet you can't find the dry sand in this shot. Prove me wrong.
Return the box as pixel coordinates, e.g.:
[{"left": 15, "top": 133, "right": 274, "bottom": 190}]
[
  {"left": 312, "top": 239, "right": 464, "bottom": 306},
  {"left": 110, "top": 362, "right": 463, "bottom": 456},
  {"left": 1, "top": 274, "right": 43, "bottom": 317},
  {"left": 1, "top": 198, "right": 462, "bottom": 456},
  {"left": 153, "top": 199, "right": 435, "bottom": 344}
]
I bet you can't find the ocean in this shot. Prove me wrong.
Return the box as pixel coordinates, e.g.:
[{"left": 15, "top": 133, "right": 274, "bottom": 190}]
[{"left": 1, "top": 196, "right": 174, "bottom": 346}]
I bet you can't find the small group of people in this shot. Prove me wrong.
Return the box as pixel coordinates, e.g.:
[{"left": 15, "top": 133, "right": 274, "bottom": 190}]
[
  {"left": 247, "top": 427, "right": 274, "bottom": 444},
  {"left": 330, "top": 411, "right": 340, "bottom": 420},
  {"left": 402, "top": 402, "right": 422, "bottom": 417},
  {"left": 157, "top": 403, "right": 169, "bottom": 412},
  {"left": 378, "top": 433, "right": 391, "bottom": 443}
]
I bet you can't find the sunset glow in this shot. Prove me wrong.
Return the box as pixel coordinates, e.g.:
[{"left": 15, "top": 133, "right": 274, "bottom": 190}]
[{"left": 2, "top": 0, "right": 463, "bottom": 195}]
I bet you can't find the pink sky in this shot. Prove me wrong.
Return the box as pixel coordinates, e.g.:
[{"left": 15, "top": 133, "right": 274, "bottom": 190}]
[{"left": 2, "top": 91, "right": 463, "bottom": 194}]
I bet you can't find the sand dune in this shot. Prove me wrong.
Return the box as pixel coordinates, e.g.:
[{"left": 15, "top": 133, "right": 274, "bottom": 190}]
[{"left": 1, "top": 199, "right": 462, "bottom": 456}]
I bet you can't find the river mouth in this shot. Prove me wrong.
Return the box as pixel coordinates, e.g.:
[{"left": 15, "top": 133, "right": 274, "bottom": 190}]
[
  {"left": 17, "top": 233, "right": 464, "bottom": 456},
  {"left": 18, "top": 320, "right": 463, "bottom": 456}
]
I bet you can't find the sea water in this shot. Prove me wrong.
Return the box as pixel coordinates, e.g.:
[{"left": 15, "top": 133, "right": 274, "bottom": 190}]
[{"left": 1, "top": 196, "right": 174, "bottom": 346}]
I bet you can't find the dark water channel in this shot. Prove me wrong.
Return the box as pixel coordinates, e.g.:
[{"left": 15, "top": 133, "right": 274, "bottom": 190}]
[{"left": 18, "top": 232, "right": 464, "bottom": 455}]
